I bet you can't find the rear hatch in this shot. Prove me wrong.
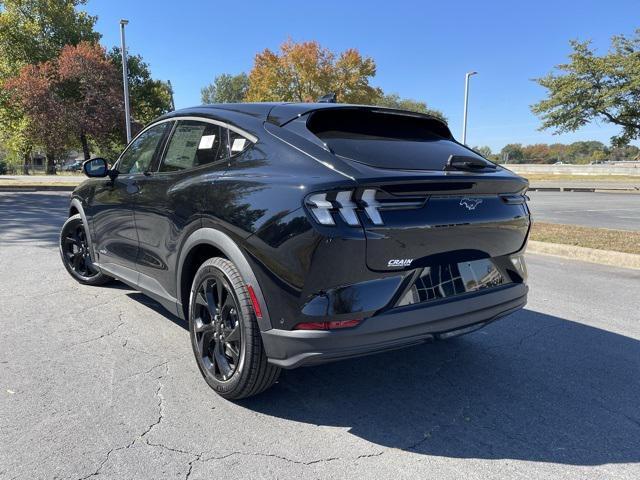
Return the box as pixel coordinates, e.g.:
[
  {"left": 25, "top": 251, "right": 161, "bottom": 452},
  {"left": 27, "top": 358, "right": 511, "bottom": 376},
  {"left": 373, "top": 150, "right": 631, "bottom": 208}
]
[{"left": 301, "top": 107, "right": 531, "bottom": 272}]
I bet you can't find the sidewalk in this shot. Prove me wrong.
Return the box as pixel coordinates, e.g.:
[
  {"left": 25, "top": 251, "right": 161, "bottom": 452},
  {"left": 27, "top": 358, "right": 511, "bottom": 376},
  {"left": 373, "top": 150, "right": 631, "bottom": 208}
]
[
  {"left": 0, "top": 175, "right": 82, "bottom": 191},
  {"left": 0, "top": 175, "right": 83, "bottom": 184},
  {"left": 527, "top": 180, "right": 639, "bottom": 192}
]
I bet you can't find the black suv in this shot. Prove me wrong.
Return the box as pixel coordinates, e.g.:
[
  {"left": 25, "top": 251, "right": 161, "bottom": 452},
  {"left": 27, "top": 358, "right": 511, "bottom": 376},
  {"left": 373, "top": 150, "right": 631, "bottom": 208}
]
[{"left": 60, "top": 103, "right": 530, "bottom": 399}]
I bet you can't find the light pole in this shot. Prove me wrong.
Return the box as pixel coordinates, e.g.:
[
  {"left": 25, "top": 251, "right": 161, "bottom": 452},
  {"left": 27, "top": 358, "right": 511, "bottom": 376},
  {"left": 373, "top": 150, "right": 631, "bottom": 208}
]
[
  {"left": 120, "top": 19, "right": 132, "bottom": 143},
  {"left": 168, "top": 80, "right": 176, "bottom": 111},
  {"left": 462, "top": 71, "right": 477, "bottom": 145}
]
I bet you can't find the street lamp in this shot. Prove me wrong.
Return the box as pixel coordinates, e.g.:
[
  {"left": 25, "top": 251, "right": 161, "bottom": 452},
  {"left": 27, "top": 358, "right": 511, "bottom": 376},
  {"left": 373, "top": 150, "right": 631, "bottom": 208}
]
[
  {"left": 119, "top": 19, "right": 132, "bottom": 143},
  {"left": 168, "top": 80, "right": 176, "bottom": 111},
  {"left": 462, "top": 71, "right": 477, "bottom": 145}
]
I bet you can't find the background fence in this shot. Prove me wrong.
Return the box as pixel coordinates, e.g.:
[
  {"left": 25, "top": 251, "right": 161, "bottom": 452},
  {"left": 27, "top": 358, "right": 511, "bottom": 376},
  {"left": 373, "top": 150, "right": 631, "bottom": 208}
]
[{"left": 501, "top": 163, "right": 640, "bottom": 176}]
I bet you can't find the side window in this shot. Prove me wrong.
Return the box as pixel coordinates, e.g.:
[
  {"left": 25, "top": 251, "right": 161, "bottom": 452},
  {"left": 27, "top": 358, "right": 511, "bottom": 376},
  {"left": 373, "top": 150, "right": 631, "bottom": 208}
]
[
  {"left": 160, "top": 121, "right": 228, "bottom": 172},
  {"left": 229, "top": 129, "right": 252, "bottom": 156},
  {"left": 118, "top": 123, "right": 168, "bottom": 174}
]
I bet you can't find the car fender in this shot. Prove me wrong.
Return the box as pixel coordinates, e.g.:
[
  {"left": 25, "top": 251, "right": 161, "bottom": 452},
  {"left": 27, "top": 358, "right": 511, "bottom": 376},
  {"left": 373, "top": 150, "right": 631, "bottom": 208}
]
[
  {"left": 177, "top": 228, "right": 273, "bottom": 331},
  {"left": 69, "top": 197, "right": 94, "bottom": 255}
]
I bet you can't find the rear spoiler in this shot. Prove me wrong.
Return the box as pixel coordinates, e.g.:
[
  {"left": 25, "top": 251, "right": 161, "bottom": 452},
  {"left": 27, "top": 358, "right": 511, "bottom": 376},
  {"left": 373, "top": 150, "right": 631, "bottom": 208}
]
[
  {"left": 267, "top": 103, "right": 451, "bottom": 131},
  {"left": 445, "top": 155, "right": 497, "bottom": 172}
]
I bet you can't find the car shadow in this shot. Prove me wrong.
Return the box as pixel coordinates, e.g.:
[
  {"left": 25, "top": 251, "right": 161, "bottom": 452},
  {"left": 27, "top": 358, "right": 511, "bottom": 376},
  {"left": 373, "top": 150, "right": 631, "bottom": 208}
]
[
  {"left": 120, "top": 278, "right": 639, "bottom": 466},
  {"left": 238, "top": 309, "right": 640, "bottom": 466},
  {"left": 126, "top": 291, "right": 189, "bottom": 330},
  {"left": 0, "top": 191, "right": 70, "bottom": 246}
]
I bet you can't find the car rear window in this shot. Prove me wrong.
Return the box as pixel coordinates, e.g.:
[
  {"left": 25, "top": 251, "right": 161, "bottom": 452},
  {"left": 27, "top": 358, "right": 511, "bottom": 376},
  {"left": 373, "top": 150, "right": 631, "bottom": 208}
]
[{"left": 305, "top": 108, "right": 477, "bottom": 171}]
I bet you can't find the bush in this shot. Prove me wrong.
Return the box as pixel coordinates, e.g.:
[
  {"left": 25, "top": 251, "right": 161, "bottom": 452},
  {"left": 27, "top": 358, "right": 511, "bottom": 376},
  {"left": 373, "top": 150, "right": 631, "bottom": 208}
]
[{"left": 0, "top": 160, "right": 8, "bottom": 175}]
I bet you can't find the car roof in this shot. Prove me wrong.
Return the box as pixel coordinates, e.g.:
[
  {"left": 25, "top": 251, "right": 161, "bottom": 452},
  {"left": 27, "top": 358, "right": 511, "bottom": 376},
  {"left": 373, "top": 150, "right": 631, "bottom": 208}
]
[{"left": 164, "top": 102, "right": 448, "bottom": 129}]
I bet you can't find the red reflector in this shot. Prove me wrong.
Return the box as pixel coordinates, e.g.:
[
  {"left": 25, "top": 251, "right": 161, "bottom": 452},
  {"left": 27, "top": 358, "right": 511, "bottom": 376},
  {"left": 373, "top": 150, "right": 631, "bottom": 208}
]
[
  {"left": 294, "top": 319, "right": 361, "bottom": 330},
  {"left": 246, "top": 284, "right": 263, "bottom": 319}
]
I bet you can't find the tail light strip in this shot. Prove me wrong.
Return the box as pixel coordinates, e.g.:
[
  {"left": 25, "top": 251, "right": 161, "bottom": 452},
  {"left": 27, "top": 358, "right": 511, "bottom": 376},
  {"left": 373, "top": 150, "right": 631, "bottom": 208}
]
[{"left": 306, "top": 189, "right": 425, "bottom": 227}]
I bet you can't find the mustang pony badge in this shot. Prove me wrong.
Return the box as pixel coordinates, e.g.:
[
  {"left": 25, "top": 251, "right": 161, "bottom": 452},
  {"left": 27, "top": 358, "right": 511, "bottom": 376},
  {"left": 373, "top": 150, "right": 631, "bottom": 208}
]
[{"left": 459, "top": 198, "right": 483, "bottom": 210}]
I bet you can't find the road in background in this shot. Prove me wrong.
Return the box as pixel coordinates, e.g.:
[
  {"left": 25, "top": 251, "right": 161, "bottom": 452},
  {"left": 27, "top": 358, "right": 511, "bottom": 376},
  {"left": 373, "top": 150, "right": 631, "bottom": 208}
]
[
  {"left": 3, "top": 189, "right": 638, "bottom": 235},
  {"left": 1, "top": 191, "right": 639, "bottom": 479},
  {"left": 527, "top": 191, "right": 640, "bottom": 230}
]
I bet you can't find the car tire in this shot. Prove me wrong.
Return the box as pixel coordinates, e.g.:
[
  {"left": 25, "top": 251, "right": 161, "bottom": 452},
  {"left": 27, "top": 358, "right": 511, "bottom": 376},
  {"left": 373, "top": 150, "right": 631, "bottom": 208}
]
[
  {"left": 189, "top": 257, "right": 280, "bottom": 400},
  {"left": 59, "top": 214, "right": 112, "bottom": 286}
]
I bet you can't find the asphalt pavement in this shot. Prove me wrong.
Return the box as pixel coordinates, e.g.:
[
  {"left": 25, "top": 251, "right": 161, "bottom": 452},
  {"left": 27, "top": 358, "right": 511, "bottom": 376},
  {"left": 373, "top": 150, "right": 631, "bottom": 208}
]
[
  {"left": 1, "top": 191, "right": 640, "bottom": 480},
  {"left": 527, "top": 190, "right": 640, "bottom": 231}
]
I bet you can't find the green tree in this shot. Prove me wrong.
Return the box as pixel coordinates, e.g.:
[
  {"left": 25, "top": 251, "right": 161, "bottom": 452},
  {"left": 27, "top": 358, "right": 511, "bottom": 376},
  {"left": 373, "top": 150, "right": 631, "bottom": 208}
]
[
  {"left": 500, "top": 143, "right": 525, "bottom": 163},
  {"left": 0, "top": 0, "right": 99, "bottom": 76},
  {"left": 0, "top": 0, "right": 100, "bottom": 173},
  {"left": 107, "top": 47, "right": 172, "bottom": 126},
  {"left": 472, "top": 145, "right": 493, "bottom": 159},
  {"left": 201, "top": 73, "right": 248, "bottom": 104},
  {"left": 0, "top": 102, "right": 31, "bottom": 173},
  {"left": 565, "top": 141, "right": 608, "bottom": 164},
  {"left": 376, "top": 93, "right": 446, "bottom": 122},
  {"left": 608, "top": 145, "right": 640, "bottom": 161},
  {"left": 532, "top": 29, "right": 640, "bottom": 146}
]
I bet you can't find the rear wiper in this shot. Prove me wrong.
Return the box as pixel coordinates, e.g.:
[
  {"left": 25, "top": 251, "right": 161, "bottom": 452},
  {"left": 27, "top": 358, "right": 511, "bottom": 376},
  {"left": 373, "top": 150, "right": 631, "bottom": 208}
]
[{"left": 445, "top": 155, "right": 497, "bottom": 172}]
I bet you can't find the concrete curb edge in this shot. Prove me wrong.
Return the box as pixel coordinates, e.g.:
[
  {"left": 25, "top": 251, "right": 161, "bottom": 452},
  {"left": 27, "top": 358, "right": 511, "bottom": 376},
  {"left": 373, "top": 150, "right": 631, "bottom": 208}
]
[
  {"left": 527, "top": 240, "right": 640, "bottom": 270},
  {"left": 0, "top": 185, "right": 76, "bottom": 192}
]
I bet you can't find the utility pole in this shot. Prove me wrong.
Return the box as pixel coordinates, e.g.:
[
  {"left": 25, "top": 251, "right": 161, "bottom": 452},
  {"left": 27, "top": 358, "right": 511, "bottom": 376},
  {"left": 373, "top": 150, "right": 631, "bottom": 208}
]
[
  {"left": 462, "top": 71, "right": 477, "bottom": 145},
  {"left": 168, "top": 80, "right": 176, "bottom": 111},
  {"left": 119, "top": 19, "right": 132, "bottom": 143}
]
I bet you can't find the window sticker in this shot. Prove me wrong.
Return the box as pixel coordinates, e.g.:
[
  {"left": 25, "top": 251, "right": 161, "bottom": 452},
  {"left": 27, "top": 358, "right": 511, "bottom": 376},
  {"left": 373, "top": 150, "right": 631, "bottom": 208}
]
[
  {"left": 198, "top": 134, "right": 216, "bottom": 150},
  {"left": 231, "top": 138, "right": 247, "bottom": 152},
  {"left": 164, "top": 125, "right": 205, "bottom": 169}
]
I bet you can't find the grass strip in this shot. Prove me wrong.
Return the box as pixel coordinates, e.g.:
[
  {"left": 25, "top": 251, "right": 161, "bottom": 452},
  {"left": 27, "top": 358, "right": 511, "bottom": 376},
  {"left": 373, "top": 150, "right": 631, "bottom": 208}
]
[
  {"left": 521, "top": 174, "right": 639, "bottom": 183},
  {"left": 530, "top": 222, "right": 640, "bottom": 255}
]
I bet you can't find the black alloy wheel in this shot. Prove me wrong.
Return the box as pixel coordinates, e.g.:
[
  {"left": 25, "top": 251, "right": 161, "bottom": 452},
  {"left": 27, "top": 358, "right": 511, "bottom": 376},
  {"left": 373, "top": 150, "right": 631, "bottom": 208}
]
[
  {"left": 59, "top": 214, "right": 111, "bottom": 285},
  {"left": 189, "top": 257, "right": 280, "bottom": 399},
  {"left": 193, "top": 273, "right": 243, "bottom": 381}
]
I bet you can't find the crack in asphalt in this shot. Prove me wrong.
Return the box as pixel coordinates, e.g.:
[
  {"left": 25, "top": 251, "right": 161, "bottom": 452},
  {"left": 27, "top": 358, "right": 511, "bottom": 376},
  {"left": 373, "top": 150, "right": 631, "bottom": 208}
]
[
  {"left": 139, "top": 363, "right": 168, "bottom": 441},
  {"left": 73, "top": 362, "right": 169, "bottom": 480},
  {"left": 68, "top": 321, "right": 125, "bottom": 348},
  {"left": 76, "top": 438, "right": 137, "bottom": 480},
  {"left": 117, "top": 360, "right": 169, "bottom": 383},
  {"left": 182, "top": 449, "right": 388, "bottom": 479},
  {"left": 202, "top": 451, "right": 341, "bottom": 466}
]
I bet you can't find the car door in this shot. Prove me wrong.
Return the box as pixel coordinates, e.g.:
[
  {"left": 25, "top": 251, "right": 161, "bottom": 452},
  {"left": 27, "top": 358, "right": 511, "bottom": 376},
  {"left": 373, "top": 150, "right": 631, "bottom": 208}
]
[
  {"left": 88, "top": 122, "right": 170, "bottom": 284},
  {"left": 133, "top": 118, "right": 231, "bottom": 310}
]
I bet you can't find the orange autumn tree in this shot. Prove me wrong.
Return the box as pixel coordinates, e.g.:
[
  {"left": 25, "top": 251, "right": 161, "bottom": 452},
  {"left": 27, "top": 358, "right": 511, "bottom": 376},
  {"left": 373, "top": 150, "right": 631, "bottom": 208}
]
[{"left": 245, "top": 39, "right": 382, "bottom": 104}]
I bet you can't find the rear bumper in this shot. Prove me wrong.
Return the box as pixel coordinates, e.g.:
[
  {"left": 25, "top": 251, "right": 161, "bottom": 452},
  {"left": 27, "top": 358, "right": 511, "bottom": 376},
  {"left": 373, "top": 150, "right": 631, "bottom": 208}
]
[{"left": 261, "top": 283, "right": 527, "bottom": 368}]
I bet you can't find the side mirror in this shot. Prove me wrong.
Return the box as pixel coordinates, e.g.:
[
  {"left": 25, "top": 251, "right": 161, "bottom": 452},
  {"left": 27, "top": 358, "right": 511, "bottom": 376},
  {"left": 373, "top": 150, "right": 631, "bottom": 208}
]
[{"left": 83, "top": 158, "right": 109, "bottom": 178}]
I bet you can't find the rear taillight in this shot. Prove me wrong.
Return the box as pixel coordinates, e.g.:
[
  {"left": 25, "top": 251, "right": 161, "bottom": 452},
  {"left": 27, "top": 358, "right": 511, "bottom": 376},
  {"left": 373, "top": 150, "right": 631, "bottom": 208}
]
[
  {"left": 306, "top": 193, "right": 336, "bottom": 225},
  {"left": 293, "top": 319, "right": 361, "bottom": 330},
  {"left": 335, "top": 191, "right": 359, "bottom": 226},
  {"left": 360, "top": 189, "right": 383, "bottom": 225},
  {"left": 305, "top": 189, "right": 389, "bottom": 227}
]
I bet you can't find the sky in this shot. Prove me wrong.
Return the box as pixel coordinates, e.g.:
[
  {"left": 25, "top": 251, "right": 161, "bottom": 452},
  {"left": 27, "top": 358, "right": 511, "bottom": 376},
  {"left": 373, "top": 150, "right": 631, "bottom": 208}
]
[{"left": 86, "top": 0, "right": 639, "bottom": 152}]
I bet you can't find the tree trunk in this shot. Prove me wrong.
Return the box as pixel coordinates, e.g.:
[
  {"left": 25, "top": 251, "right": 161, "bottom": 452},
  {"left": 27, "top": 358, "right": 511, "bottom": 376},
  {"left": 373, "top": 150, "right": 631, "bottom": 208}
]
[
  {"left": 22, "top": 150, "right": 31, "bottom": 175},
  {"left": 80, "top": 132, "right": 91, "bottom": 161},
  {"left": 46, "top": 151, "right": 56, "bottom": 175}
]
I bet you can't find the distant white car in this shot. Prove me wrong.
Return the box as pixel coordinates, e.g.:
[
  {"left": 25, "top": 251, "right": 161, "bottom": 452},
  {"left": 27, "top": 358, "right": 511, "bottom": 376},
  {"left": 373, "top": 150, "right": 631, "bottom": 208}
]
[{"left": 63, "top": 161, "right": 83, "bottom": 172}]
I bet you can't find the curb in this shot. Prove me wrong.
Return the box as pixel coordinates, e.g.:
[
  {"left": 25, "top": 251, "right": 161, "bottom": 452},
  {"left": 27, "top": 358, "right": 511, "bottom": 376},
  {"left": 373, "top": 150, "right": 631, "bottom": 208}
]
[
  {"left": 0, "top": 185, "right": 76, "bottom": 192},
  {"left": 528, "top": 186, "right": 639, "bottom": 193},
  {"left": 527, "top": 240, "right": 640, "bottom": 270}
]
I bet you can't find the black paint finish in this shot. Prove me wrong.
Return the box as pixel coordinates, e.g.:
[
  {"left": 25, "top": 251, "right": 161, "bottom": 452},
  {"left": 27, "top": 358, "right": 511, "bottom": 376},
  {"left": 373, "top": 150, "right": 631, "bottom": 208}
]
[{"left": 68, "top": 102, "right": 531, "bottom": 367}]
